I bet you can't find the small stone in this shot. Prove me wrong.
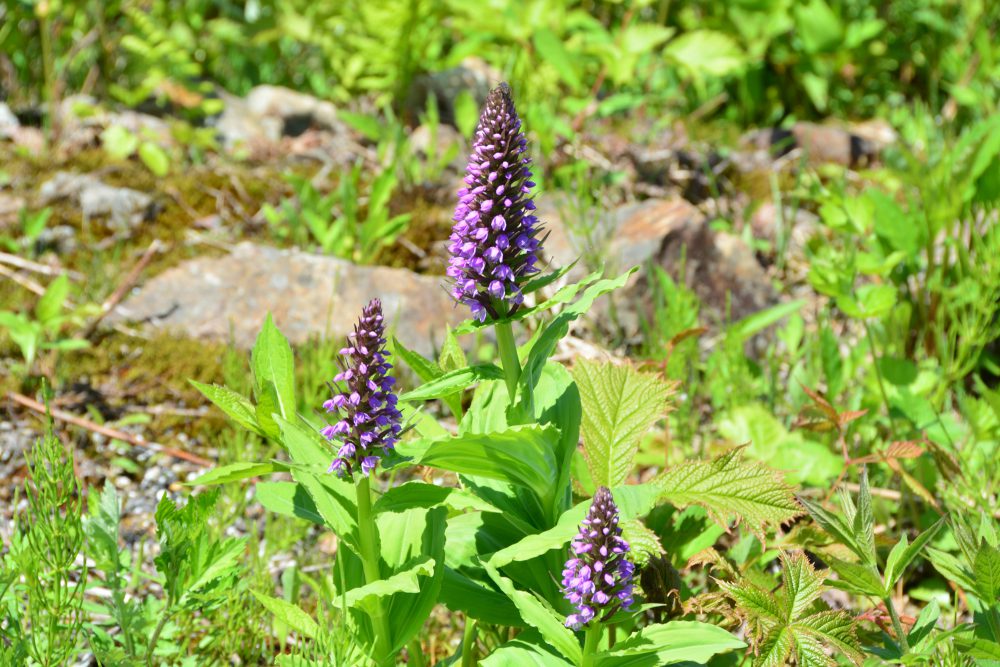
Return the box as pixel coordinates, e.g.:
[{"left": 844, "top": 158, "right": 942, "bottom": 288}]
[
  {"left": 39, "top": 171, "right": 153, "bottom": 230},
  {"left": 0, "top": 102, "right": 19, "bottom": 138}
]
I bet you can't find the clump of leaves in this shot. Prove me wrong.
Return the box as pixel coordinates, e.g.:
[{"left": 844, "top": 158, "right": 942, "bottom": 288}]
[{"left": 718, "top": 551, "right": 864, "bottom": 666}]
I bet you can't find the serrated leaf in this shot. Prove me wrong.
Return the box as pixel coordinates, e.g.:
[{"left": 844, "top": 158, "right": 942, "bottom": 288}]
[
  {"left": 252, "top": 590, "right": 318, "bottom": 639},
  {"left": 572, "top": 359, "right": 673, "bottom": 488},
  {"left": 251, "top": 314, "right": 295, "bottom": 421},
  {"left": 798, "top": 496, "right": 861, "bottom": 558},
  {"left": 824, "top": 558, "right": 884, "bottom": 597},
  {"left": 190, "top": 380, "right": 265, "bottom": 436},
  {"left": 781, "top": 552, "right": 825, "bottom": 620},
  {"left": 974, "top": 544, "right": 1000, "bottom": 603},
  {"left": 853, "top": 467, "right": 877, "bottom": 567},
  {"left": 795, "top": 610, "right": 864, "bottom": 665},
  {"left": 620, "top": 518, "right": 665, "bottom": 566},
  {"left": 655, "top": 447, "right": 802, "bottom": 536}
]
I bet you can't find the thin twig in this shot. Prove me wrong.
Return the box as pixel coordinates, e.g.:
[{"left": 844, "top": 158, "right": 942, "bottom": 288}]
[
  {"left": 80, "top": 239, "right": 163, "bottom": 339},
  {"left": 0, "top": 264, "right": 47, "bottom": 296},
  {"left": 0, "top": 251, "right": 84, "bottom": 280},
  {"left": 7, "top": 391, "right": 212, "bottom": 467}
]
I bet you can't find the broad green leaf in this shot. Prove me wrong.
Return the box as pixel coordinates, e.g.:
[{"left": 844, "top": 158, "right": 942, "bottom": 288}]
[
  {"left": 440, "top": 567, "right": 523, "bottom": 627},
  {"left": 256, "top": 481, "right": 324, "bottom": 525},
  {"left": 620, "top": 518, "right": 665, "bottom": 566},
  {"left": 332, "top": 557, "right": 435, "bottom": 614},
  {"left": 399, "top": 364, "right": 504, "bottom": 402},
  {"left": 414, "top": 425, "right": 561, "bottom": 503},
  {"left": 794, "top": 610, "right": 864, "bottom": 664},
  {"left": 480, "top": 635, "right": 574, "bottom": 666},
  {"left": 572, "top": 359, "right": 672, "bottom": 487},
  {"left": 664, "top": 30, "right": 746, "bottom": 77},
  {"left": 926, "top": 547, "right": 978, "bottom": 593},
  {"left": 189, "top": 461, "right": 287, "bottom": 486},
  {"left": 36, "top": 274, "right": 69, "bottom": 324},
  {"left": 655, "top": 447, "right": 802, "bottom": 536},
  {"left": 484, "top": 562, "right": 581, "bottom": 663},
  {"left": 251, "top": 314, "right": 295, "bottom": 420},
  {"left": 533, "top": 28, "right": 582, "bottom": 90},
  {"left": 794, "top": 0, "right": 843, "bottom": 53},
  {"left": 251, "top": 590, "right": 318, "bottom": 639},
  {"left": 190, "top": 380, "right": 265, "bottom": 436},
  {"left": 594, "top": 621, "right": 746, "bottom": 666}
]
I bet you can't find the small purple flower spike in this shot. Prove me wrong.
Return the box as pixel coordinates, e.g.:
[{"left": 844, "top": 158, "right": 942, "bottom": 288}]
[
  {"left": 447, "top": 82, "right": 543, "bottom": 323},
  {"left": 321, "top": 299, "right": 402, "bottom": 478},
  {"left": 561, "top": 486, "right": 636, "bottom": 629}
]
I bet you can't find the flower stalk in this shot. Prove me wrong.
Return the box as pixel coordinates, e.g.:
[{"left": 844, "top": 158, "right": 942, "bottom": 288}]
[{"left": 356, "top": 475, "right": 391, "bottom": 659}]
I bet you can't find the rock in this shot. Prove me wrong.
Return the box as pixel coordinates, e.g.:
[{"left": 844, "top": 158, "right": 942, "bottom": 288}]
[
  {"left": 649, "top": 216, "right": 778, "bottom": 328},
  {"left": 39, "top": 172, "right": 154, "bottom": 230},
  {"left": 35, "top": 224, "right": 78, "bottom": 255},
  {"left": 749, "top": 201, "right": 822, "bottom": 257},
  {"left": 214, "top": 93, "right": 283, "bottom": 151},
  {"left": 0, "top": 193, "right": 25, "bottom": 227},
  {"left": 110, "top": 242, "right": 465, "bottom": 355},
  {"left": 541, "top": 196, "right": 703, "bottom": 283},
  {"left": 245, "top": 85, "right": 340, "bottom": 136},
  {"left": 407, "top": 57, "right": 501, "bottom": 126},
  {"left": 0, "top": 102, "right": 19, "bottom": 138},
  {"left": 740, "top": 122, "right": 881, "bottom": 168},
  {"left": 53, "top": 94, "right": 105, "bottom": 148},
  {"left": 850, "top": 119, "right": 897, "bottom": 153},
  {"left": 9, "top": 126, "right": 45, "bottom": 153}
]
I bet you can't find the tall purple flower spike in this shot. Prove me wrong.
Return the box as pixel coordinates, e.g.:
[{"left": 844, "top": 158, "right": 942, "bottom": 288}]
[
  {"left": 561, "top": 486, "right": 636, "bottom": 629},
  {"left": 320, "top": 299, "right": 402, "bottom": 478},
  {"left": 447, "top": 82, "right": 543, "bottom": 323}
]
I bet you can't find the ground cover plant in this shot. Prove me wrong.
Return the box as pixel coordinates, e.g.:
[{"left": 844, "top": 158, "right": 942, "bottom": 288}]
[{"left": 2, "top": 1, "right": 1000, "bottom": 665}]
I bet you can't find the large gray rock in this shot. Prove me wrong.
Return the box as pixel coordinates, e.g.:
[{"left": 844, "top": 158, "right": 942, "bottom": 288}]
[
  {"left": 39, "top": 172, "right": 153, "bottom": 230},
  {"left": 111, "top": 242, "right": 465, "bottom": 355}
]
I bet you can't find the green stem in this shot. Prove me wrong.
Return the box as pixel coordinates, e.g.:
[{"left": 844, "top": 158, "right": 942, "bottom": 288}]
[
  {"left": 356, "top": 476, "right": 392, "bottom": 661},
  {"left": 146, "top": 610, "right": 171, "bottom": 666},
  {"left": 581, "top": 624, "right": 603, "bottom": 667},
  {"left": 495, "top": 321, "right": 521, "bottom": 402},
  {"left": 883, "top": 595, "right": 910, "bottom": 654},
  {"left": 460, "top": 616, "right": 478, "bottom": 667}
]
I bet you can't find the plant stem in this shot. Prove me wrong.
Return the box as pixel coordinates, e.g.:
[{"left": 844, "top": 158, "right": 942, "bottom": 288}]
[
  {"left": 460, "top": 617, "right": 478, "bottom": 667},
  {"left": 883, "top": 595, "right": 910, "bottom": 654},
  {"left": 356, "top": 476, "right": 392, "bottom": 661},
  {"left": 581, "top": 624, "right": 603, "bottom": 667},
  {"left": 146, "top": 611, "right": 171, "bottom": 666},
  {"left": 495, "top": 321, "right": 521, "bottom": 403}
]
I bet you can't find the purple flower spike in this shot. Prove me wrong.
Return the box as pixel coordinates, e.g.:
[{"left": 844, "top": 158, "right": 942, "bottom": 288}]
[
  {"left": 321, "top": 299, "right": 402, "bottom": 478},
  {"left": 447, "top": 83, "right": 543, "bottom": 322},
  {"left": 561, "top": 487, "right": 635, "bottom": 629}
]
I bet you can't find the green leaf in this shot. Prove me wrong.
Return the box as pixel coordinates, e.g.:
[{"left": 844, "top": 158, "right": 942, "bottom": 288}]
[
  {"left": 620, "top": 518, "right": 665, "bottom": 566},
  {"left": 664, "top": 30, "right": 747, "bottom": 77},
  {"left": 189, "top": 461, "right": 287, "bottom": 486},
  {"left": 251, "top": 314, "right": 296, "bottom": 421},
  {"left": 333, "top": 557, "right": 435, "bottom": 614},
  {"left": 413, "top": 425, "right": 561, "bottom": 504},
  {"left": 138, "top": 141, "right": 170, "bottom": 176},
  {"left": 974, "top": 544, "right": 1000, "bottom": 603},
  {"left": 392, "top": 336, "right": 442, "bottom": 383},
  {"left": 594, "top": 621, "right": 746, "bottom": 666},
  {"left": 480, "top": 635, "right": 574, "bottom": 666},
  {"left": 655, "top": 447, "right": 802, "bottom": 536},
  {"left": 884, "top": 516, "right": 946, "bottom": 591},
  {"left": 101, "top": 125, "right": 139, "bottom": 159},
  {"left": 798, "top": 496, "right": 862, "bottom": 558},
  {"left": 533, "top": 28, "right": 582, "bottom": 91},
  {"left": 440, "top": 567, "right": 523, "bottom": 627},
  {"left": 400, "top": 364, "right": 504, "bottom": 402},
  {"left": 825, "top": 558, "right": 885, "bottom": 597},
  {"left": 251, "top": 590, "right": 318, "bottom": 639},
  {"left": 373, "top": 481, "right": 496, "bottom": 515},
  {"left": 36, "top": 274, "right": 69, "bottom": 324},
  {"left": 256, "top": 481, "right": 324, "bottom": 525},
  {"left": 189, "top": 380, "right": 265, "bottom": 436},
  {"left": 572, "top": 359, "right": 672, "bottom": 487},
  {"left": 484, "top": 562, "right": 581, "bottom": 664},
  {"left": 794, "top": 0, "right": 843, "bottom": 53},
  {"left": 853, "top": 467, "right": 877, "bottom": 568}
]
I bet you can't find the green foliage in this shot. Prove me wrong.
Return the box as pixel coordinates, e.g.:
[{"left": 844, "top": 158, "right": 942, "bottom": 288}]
[
  {"left": 719, "top": 552, "right": 863, "bottom": 667},
  {"left": 0, "top": 274, "right": 90, "bottom": 367},
  {"left": 572, "top": 359, "right": 673, "bottom": 488},
  {"left": 655, "top": 447, "right": 803, "bottom": 537}
]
